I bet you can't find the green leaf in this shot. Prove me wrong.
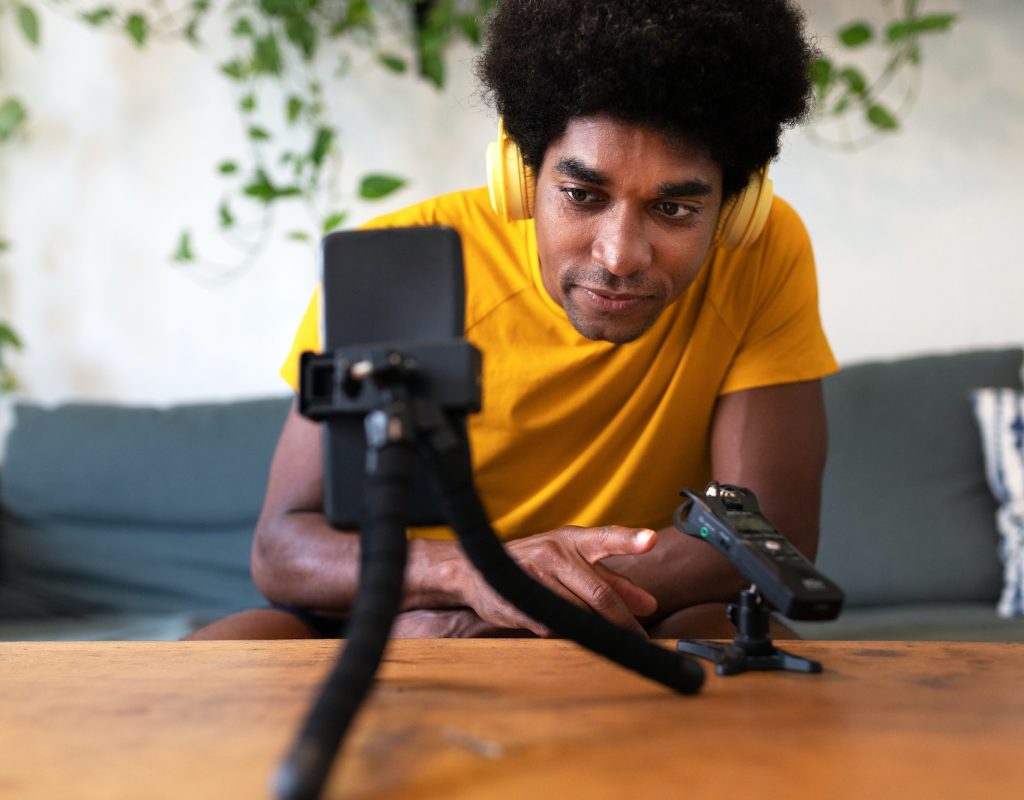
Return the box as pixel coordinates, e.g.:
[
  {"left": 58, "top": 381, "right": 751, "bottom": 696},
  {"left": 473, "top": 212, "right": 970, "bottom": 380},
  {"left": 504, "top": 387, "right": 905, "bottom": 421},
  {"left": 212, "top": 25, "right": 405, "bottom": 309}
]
[
  {"left": 0, "top": 239, "right": 10, "bottom": 253},
  {"left": 866, "top": 103, "right": 899, "bottom": 131},
  {"left": 916, "top": 13, "right": 957, "bottom": 34},
  {"left": 17, "top": 4, "right": 41, "bottom": 45},
  {"left": 173, "top": 231, "right": 194, "bottom": 263},
  {"left": 332, "top": 0, "right": 373, "bottom": 34},
  {"left": 419, "top": 51, "right": 445, "bottom": 89},
  {"left": 220, "top": 59, "right": 249, "bottom": 81},
  {"left": 287, "top": 230, "right": 311, "bottom": 242},
  {"left": 242, "top": 170, "right": 302, "bottom": 204},
  {"left": 219, "top": 202, "right": 235, "bottom": 229},
  {"left": 252, "top": 34, "right": 282, "bottom": 75},
  {"left": 808, "top": 57, "right": 833, "bottom": 95},
  {"left": 839, "top": 67, "right": 868, "bottom": 95},
  {"left": 125, "top": 13, "right": 149, "bottom": 47},
  {"left": 0, "top": 322, "right": 23, "bottom": 349},
  {"left": 359, "top": 174, "right": 406, "bottom": 200},
  {"left": 248, "top": 125, "right": 271, "bottom": 142},
  {"left": 218, "top": 160, "right": 239, "bottom": 175},
  {"left": 232, "top": 17, "right": 255, "bottom": 37},
  {"left": 184, "top": 17, "right": 201, "bottom": 45},
  {"left": 286, "top": 95, "right": 303, "bottom": 124},
  {"left": 886, "top": 21, "right": 915, "bottom": 43},
  {"left": 886, "top": 15, "right": 955, "bottom": 44},
  {"left": 259, "top": 0, "right": 300, "bottom": 14},
  {"left": 838, "top": 21, "right": 873, "bottom": 48},
  {"left": 456, "top": 14, "right": 481, "bottom": 45},
  {"left": 80, "top": 7, "right": 116, "bottom": 27},
  {"left": 321, "top": 211, "right": 348, "bottom": 233},
  {"left": 377, "top": 53, "right": 408, "bottom": 74},
  {"left": 309, "top": 126, "right": 334, "bottom": 167},
  {"left": 285, "top": 16, "right": 317, "bottom": 60},
  {"left": 218, "top": 203, "right": 236, "bottom": 229},
  {"left": 243, "top": 171, "right": 274, "bottom": 202},
  {"left": 0, "top": 98, "right": 28, "bottom": 142},
  {"left": 240, "top": 93, "right": 256, "bottom": 113}
]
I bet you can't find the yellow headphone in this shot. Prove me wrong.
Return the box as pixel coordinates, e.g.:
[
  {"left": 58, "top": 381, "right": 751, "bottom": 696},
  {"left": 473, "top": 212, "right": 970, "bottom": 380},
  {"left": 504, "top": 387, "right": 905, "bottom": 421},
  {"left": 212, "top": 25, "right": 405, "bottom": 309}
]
[{"left": 486, "top": 119, "right": 774, "bottom": 250}]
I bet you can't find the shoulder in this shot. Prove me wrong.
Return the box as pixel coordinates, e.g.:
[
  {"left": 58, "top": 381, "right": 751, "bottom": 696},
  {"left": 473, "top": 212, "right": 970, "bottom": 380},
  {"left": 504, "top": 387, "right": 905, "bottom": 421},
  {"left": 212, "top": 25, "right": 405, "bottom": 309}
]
[
  {"left": 712, "top": 194, "right": 813, "bottom": 282},
  {"left": 703, "top": 194, "right": 818, "bottom": 327},
  {"left": 757, "top": 195, "right": 812, "bottom": 257}
]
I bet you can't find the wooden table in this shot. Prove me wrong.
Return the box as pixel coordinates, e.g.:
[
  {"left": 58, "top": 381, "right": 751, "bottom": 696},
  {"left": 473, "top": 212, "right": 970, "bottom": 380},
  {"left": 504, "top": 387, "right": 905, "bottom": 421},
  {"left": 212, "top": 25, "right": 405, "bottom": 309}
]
[{"left": 1, "top": 639, "right": 1022, "bottom": 799}]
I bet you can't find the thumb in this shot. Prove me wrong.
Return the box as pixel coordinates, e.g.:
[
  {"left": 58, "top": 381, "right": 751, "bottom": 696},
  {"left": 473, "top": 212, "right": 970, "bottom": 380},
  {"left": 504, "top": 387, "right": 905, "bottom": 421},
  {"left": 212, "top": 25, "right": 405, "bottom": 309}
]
[{"left": 573, "top": 525, "right": 657, "bottom": 563}]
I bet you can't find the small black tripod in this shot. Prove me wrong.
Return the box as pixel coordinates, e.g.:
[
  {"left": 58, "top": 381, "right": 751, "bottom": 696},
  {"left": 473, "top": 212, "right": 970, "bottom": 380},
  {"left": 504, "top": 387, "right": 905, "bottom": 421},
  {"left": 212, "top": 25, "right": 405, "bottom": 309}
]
[{"left": 676, "top": 586, "right": 822, "bottom": 676}]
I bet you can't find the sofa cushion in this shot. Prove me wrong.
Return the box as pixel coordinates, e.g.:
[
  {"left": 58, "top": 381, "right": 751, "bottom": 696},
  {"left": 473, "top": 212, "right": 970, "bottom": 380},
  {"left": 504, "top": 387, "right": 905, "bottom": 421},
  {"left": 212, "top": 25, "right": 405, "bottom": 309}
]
[
  {"left": 818, "top": 348, "right": 1023, "bottom": 608},
  {"left": 0, "top": 397, "right": 291, "bottom": 617}
]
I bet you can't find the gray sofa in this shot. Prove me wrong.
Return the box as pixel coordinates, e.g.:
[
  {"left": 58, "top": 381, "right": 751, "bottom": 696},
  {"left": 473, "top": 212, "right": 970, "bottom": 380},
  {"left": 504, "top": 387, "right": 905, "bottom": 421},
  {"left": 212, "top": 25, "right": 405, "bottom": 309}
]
[{"left": 1, "top": 347, "right": 1022, "bottom": 641}]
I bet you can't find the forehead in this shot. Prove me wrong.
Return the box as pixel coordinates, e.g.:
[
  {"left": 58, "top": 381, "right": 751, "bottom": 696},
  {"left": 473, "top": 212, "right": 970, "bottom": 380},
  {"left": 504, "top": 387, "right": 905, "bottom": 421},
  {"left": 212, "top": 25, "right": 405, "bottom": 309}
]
[{"left": 542, "top": 115, "right": 721, "bottom": 184}]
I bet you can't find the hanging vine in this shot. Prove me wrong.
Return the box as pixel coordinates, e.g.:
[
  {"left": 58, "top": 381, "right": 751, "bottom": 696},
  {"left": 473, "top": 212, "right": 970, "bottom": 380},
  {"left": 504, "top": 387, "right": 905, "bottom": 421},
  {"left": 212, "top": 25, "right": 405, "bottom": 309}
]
[
  {"left": 0, "top": 0, "right": 495, "bottom": 389},
  {"left": 807, "top": 0, "right": 957, "bottom": 151}
]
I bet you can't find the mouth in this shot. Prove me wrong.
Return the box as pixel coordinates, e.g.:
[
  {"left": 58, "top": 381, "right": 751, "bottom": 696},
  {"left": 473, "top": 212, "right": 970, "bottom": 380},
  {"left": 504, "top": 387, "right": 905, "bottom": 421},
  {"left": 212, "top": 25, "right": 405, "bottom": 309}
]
[{"left": 574, "top": 285, "right": 654, "bottom": 312}]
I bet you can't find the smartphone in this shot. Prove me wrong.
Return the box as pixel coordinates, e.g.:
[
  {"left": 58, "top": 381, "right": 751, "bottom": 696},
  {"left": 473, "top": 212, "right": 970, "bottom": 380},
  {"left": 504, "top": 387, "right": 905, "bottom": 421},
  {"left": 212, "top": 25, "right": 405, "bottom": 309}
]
[{"left": 316, "top": 226, "right": 468, "bottom": 529}]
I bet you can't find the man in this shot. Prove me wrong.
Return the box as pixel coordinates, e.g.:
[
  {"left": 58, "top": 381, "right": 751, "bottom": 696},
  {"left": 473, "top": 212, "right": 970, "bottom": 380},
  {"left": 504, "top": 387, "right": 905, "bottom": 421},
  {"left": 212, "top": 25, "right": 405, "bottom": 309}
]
[{"left": 194, "top": 0, "right": 836, "bottom": 640}]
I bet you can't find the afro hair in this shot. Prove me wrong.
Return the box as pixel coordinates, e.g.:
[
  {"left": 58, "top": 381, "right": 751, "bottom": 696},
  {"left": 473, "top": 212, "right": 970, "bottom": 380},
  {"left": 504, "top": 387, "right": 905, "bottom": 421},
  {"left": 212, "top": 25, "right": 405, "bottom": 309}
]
[{"left": 476, "top": 0, "right": 817, "bottom": 199}]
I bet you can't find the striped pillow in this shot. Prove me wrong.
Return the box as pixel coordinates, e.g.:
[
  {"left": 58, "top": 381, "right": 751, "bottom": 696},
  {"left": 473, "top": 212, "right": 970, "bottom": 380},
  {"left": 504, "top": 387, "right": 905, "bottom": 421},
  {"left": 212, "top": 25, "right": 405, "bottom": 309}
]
[{"left": 973, "top": 388, "right": 1024, "bottom": 617}]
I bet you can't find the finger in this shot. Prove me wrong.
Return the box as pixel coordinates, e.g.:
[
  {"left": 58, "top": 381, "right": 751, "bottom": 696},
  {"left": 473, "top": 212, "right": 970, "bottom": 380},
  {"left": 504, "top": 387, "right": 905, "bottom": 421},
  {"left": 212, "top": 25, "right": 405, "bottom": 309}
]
[
  {"left": 503, "top": 574, "right": 592, "bottom": 636},
  {"left": 555, "top": 572, "right": 649, "bottom": 638},
  {"left": 593, "top": 562, "right": 658, "bottom": 618},
  {"left": 571, "top": 526, "right": 657, "bottom": 564},
  {"left": 477, "top": 584, "right": 552, "bottom": 637}
]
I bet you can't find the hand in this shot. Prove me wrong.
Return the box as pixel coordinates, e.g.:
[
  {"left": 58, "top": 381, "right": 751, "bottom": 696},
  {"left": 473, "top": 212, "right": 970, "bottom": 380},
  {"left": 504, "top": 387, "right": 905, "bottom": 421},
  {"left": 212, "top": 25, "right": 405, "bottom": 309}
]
[
  {"left": 390, "top": 608, "right": 529, "bottom": 638},
  {"left": 455, "top": 525, "right": 659, "bottom": 638}
]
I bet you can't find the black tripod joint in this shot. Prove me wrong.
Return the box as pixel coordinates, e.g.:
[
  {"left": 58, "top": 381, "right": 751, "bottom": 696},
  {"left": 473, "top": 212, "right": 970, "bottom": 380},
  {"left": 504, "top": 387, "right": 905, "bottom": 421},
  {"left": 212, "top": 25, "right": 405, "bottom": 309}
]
[{"left": 676, "top": 586, "right": 823, "bottom": 676}]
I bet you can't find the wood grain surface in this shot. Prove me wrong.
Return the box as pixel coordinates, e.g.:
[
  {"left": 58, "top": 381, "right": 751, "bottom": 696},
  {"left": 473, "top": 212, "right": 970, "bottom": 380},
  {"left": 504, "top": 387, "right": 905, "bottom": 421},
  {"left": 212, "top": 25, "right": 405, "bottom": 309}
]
[{"left": 1, "top": 639, "right": 1021, "bottom": 799}]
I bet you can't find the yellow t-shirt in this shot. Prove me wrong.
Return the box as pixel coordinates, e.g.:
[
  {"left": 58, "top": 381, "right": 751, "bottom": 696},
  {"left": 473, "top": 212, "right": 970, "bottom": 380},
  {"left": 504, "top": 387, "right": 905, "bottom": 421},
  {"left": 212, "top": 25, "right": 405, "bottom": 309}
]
[{"left": 281, "top": 187, "right": 837, "bottom": 539}]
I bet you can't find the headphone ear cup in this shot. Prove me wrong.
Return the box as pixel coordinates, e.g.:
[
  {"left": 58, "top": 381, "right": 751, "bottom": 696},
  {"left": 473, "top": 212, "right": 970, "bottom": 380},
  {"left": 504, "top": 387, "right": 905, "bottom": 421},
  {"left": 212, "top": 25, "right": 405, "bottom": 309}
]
[
  {"left": 716, "top": 165, "right": 774, "bottom": 250},
  {"left": 487, "top": 120, "right": 535, "bottom": 222}
]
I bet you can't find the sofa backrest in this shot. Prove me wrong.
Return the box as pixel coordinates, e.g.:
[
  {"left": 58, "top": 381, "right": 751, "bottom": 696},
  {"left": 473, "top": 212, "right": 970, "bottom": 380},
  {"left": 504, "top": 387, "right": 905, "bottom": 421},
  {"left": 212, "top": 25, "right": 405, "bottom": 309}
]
[
  {"left": 818, "top": 348, "right": 1024, "bottom": 608},
  {"left": 0, "top": 397, "right": 291, "bottom": 618}
]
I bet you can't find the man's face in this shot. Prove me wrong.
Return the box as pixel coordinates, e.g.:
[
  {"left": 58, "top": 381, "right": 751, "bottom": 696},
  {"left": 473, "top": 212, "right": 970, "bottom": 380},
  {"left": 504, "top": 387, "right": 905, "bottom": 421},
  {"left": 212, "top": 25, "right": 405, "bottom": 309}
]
[{"left": 533, "top": 116, "right": 723, "bottom": 343}]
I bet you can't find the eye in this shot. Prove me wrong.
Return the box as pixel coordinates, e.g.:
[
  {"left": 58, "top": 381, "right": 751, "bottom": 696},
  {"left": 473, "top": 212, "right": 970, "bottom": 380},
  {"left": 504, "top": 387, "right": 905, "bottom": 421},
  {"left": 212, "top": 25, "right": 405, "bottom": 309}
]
[
  {"left": 655, "top": 201, "right": 697, "bottom": 220},
  {"left": 561, "top": 187, "right": 599, "bottom": 204}
]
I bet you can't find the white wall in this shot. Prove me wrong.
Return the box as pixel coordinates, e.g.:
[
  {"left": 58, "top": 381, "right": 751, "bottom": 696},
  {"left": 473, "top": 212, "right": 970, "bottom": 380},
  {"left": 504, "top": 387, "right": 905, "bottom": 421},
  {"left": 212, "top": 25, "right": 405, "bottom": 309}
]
[
  {"left": 0, "top": 0, "right": 1021, "bottom": 408},
  {"left": 780, "top": 0, "right": 1024, "bottom": 364}
]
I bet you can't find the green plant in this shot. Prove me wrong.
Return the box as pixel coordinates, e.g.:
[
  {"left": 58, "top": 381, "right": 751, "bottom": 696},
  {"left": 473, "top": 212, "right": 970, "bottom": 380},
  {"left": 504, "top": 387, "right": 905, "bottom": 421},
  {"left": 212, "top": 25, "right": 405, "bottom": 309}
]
[
  {"left": 1, "top": 0, "right": 495, "bottom": 275},
  {"left": 0, "top": 320, "right": 22, "bottom": 393},
  {"left": 0, "top": 6, "right": 29, "bottom": 391},
  {"left": 807, "top": 0, "right": 957, "bottom": 150},
  {"left": 0, "top": 0, "right": 494, "bottom": 390}
]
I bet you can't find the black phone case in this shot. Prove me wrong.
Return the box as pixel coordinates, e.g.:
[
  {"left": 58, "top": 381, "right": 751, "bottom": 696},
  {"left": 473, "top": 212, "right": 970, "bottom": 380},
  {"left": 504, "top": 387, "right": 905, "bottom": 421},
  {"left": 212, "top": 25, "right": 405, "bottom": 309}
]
[{"left": 320, "top": 226, "right": 467, "bottom": 529}]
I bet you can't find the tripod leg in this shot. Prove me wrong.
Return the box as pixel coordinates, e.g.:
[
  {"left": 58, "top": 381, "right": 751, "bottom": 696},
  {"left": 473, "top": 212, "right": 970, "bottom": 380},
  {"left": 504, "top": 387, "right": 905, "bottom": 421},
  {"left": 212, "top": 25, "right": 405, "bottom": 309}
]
[{"left": 773, "top": 646, "right": 823, "bottom": 674}]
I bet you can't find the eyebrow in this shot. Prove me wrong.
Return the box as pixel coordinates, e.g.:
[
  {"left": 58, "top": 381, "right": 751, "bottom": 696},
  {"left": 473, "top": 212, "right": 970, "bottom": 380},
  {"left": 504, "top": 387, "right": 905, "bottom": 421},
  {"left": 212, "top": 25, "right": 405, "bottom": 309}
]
[
  {"left": 554, "top": 158, "right": 713, "bottom": 197},
  {"left": 657, "top": 180, "right": 713, "bottom": 198},
  {"left": 555, "top": 158, "right": 607, "bottom": 186}
]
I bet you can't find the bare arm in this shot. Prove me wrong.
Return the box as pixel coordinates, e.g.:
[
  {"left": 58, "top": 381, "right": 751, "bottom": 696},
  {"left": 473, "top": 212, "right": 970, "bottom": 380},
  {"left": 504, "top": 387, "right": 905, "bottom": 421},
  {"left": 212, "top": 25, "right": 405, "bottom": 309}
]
[
  {"left": 251, "top": 402, "right": 659, "bottom": 635},
  {"left": 603, "top": 379, "right": 829, "bottom": 622},
  {"left": 250, "top": 401, "right": 468, "bottom": 614}
]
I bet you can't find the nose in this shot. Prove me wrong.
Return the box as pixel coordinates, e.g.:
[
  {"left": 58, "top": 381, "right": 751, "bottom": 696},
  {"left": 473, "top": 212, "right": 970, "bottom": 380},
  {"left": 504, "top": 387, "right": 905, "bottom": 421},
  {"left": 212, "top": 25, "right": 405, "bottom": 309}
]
[{"left": 591, "top": 206, "right": 653, "bottom": 277}]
